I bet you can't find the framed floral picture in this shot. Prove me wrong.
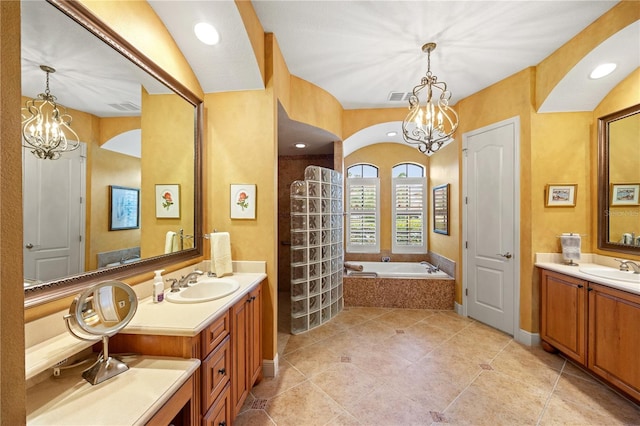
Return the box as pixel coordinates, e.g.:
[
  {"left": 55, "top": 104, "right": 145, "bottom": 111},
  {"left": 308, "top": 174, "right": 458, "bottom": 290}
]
[
  {"left": 545, "top": 184, "right": 577, "bottom": 207},
  {"left": 611, "top": 183, "right": 640, "bottom": 206},
  {"left": 155, "top": 184, "right": 180, "bottom": 218},
  {"left": 231, "top": 184, "right": 256, "bottom": 219}
]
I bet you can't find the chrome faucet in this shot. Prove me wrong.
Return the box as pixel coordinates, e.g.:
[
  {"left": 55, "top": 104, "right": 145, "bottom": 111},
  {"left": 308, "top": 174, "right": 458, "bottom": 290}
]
[
  {"left": 177, "top": 269, "right": 204, "bottom": 288},
  {"left": 615, "top": 259, "right": 640, "bottom": 274}
]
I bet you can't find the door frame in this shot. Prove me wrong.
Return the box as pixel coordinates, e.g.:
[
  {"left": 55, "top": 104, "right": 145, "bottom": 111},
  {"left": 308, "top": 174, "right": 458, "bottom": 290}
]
[{"left": 462, "top": 116, "right": 523, "bottom": 342}]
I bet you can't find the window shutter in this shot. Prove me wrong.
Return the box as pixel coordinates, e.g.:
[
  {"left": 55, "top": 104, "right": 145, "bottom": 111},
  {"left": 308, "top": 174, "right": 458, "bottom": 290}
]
[
  {"left": 346, "top": 178, "right": 380, "bottom": 253},
  {"left": 392, "top": 177, "right": 427, "bottom": 253}
]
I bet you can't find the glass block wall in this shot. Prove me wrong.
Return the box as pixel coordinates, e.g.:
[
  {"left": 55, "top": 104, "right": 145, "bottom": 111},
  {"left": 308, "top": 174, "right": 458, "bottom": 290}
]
[{"left": 290, "top": 165, "right": 344, "bottom": 335}]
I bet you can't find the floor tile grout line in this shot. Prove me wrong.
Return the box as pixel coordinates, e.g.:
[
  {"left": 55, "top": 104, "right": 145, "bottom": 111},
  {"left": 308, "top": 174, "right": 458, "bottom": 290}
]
[{"left": 535, "top": 357, "right": 566, "bottom": 426}]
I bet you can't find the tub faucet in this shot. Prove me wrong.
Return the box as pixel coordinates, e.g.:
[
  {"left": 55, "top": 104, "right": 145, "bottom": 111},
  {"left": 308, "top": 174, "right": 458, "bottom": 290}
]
[
  {"left": 615, "top": 259, "right": 640, "bottom": 274},
  {"left": 178, "top": 269, "right": 204, "bottom": 287}
]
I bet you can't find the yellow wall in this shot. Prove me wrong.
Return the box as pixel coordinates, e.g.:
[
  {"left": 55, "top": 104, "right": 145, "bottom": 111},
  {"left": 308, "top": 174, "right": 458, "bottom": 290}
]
[
  {"left": 429, "top": 142, "right": 459, "bottom": 262},
  {"left": 140, "top": 90, "right": 195, "bottom": 258},
  {"left": 1, "top": 2, "right": 26, "bottom": 421}
]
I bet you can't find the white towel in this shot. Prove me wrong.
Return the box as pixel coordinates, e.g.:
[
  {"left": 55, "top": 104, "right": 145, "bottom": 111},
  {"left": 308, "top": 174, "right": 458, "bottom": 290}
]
[
  {"left": 210, "top": 232, "right": 233, "bottom": 277},
  {"left": 164, "top": 231, "right": 178, "bottom": 254},
  {"left": 560, "top": 233, "right": 581, "bottom": 262}
]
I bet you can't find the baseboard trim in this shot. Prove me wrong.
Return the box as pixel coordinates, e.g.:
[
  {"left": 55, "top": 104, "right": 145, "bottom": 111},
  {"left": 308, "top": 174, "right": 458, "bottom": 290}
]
[
  {"left": 516, "top": 329, "right": 540, "bottom": 346},
  {"left": 262, "top": 353, "right": 279, "bottom": 378},
  {"left": 454, "top": 301, "right": 464, "bottom": 316}
]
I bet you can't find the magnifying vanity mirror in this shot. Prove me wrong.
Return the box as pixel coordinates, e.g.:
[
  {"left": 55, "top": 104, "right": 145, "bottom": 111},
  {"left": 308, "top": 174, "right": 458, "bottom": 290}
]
[
  {"left": 598, "top": 103, "right": 640, "bottom": 255},
  {"left": 64, "top": 280, "right": 137, "bottom": 385},
  {"left": 22, "top": 0, "right": 203, "bottom": 307}
]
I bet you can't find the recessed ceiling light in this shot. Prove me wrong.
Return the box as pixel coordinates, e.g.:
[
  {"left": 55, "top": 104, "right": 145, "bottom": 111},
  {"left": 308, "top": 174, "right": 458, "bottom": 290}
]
[
  {"left": 589, "top": 63, "right": 616, "bottom": 79},
  {"left": 194, "top": 22, "right": 220, "bottom": 46},
  {"left": 295, "top": 143, "right": 306, "bottom": 149},
  {"left": 387, "top": 131, "right": 397, "bottom": 137}
]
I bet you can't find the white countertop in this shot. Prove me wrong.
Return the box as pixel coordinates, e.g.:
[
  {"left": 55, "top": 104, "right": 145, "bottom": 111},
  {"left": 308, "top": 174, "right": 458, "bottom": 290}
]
[
  {"left": 27, "top": 355, "right": 200, "bottom": 425},
  {"left": 535, "top": 258, "right": 640, "bottom": 296},
  {"left": 123, "top": 272, "right": 266, "bottom": 337}
]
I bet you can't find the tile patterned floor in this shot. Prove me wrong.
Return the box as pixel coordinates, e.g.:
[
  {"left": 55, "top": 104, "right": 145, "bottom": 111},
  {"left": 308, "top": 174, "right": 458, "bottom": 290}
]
[{"left": 235, "top": 297, "right": 640, "bottom": 426}]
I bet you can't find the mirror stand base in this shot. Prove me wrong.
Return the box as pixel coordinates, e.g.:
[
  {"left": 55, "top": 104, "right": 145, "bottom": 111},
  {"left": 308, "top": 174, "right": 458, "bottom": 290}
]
[{"left": 82, "top": 355, "right": 129, "bottom": 386}]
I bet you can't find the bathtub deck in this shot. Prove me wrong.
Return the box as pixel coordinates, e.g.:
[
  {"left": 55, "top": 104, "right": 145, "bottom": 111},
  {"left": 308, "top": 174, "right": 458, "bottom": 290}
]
[{"left": 343, "top": 277, "right": 454, "bottom": 310}]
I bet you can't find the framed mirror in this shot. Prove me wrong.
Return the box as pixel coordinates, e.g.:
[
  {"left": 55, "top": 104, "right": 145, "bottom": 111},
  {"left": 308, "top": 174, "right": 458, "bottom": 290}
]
[
  {"left": 597, "top": 103, "right": 640, "bottom": 255},
  {"left": 433, "top": 183, "right": 449, "bottom": 235},
  {"left": 23, "top": 0, "right": 203, "bottom": 308}
]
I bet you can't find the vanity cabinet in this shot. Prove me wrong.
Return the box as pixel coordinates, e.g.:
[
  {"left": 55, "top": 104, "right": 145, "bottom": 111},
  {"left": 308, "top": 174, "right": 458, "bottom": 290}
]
[
  {"left": 540, "top": 269, "right": 587, "bottom": 364},
  {"left": 540, "top": 269, "right": 640, "bottom": 402},
  {"left": 588, "top": 283, "right": 640, "bottom": 401},
  {"left": 109, "top": 280, "right": 264, "bottom": 425},
  {"left": 231, "top": 285, "right": 263, "bottom": 418}
]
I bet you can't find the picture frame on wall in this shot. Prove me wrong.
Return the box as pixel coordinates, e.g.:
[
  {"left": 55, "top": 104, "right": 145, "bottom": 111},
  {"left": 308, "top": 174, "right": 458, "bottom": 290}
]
[
  {"left": 109, "top": 185, "right": 140, "bottom": 231},
  {"left": 155, "top": 184, "right": 180, "bottom": 218},
  {"left": 611, "top": 183, "right": 640, "bottom": 206},
  {"left": 230, "top": 184, "right": 256, "bottom": 219},
  {"left": 545, "top": 184, "right": 577, "bottom": 207},
  {"left": 433, "top": 183, "right": 449, "bottom": 235}
]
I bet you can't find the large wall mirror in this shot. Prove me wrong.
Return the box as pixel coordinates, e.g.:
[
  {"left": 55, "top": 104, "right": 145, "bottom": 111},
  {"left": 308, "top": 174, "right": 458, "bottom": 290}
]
[
  {"left": 598, "top": 103, "right": 640, "bottom": 256},
  {"left": 23, "top": 0, "right": 203, "bottom": 307}
]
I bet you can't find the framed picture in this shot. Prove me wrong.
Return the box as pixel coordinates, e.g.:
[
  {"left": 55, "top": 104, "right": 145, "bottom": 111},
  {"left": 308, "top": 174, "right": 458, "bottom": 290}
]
[
  {"left": 231, "top": 184, "right": 256, "bottom": 219},
  {"left": 611, "top": 183, "right": 640, "bottom": 206},
  {"left": 109, "top": 185, "right": 140, "bottom": 231},
  {"left": 433, "top": 183, "right": 449, "bottom": 235},
  {"left": 545, "top": 184, "right": 577, "bottom": 207},
  {"left": 155, "top": 184, "right": 180, "bottom": 218}
]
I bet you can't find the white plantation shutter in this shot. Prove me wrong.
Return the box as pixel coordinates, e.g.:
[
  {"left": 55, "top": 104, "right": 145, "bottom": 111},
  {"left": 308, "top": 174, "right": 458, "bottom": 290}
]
[
  {"left": 346, "top": 178, "right": 380, "bottom": 253},
  {"left": 392, "top": 177, "right": 427, "bottom": 253}
]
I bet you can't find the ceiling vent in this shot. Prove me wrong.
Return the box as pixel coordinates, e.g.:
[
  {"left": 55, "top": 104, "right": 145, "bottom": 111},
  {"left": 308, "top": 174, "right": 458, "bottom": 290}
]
[
  {"left": 387, "top": 91, "right": 412, "bottom": 102},
  {"left": 108, "top": 102, "right": 140, "bottom": 112}
]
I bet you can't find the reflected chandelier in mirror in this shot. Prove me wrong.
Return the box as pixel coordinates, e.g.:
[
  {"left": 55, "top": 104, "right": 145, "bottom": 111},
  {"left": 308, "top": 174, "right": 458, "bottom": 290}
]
[
  {"left": 598, "top": 103, "right": 640, "bottom": 256},
  {"left": 23, "top": 0, "right": 203, "bottom": 308}
]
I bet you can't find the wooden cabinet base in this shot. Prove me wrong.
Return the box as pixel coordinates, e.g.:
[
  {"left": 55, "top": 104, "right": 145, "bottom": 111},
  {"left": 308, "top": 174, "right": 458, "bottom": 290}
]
[{"left": 541, "top": 340, "right": 558, "bottom": 354}]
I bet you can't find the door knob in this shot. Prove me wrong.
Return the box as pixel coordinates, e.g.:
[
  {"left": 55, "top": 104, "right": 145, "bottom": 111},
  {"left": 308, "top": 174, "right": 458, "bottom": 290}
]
[
  {"left": 25, "top": 243, "right": 34, "bottom": 249},
  {"left": 497, "top": 252, "right": 512, "bottom": 259}
]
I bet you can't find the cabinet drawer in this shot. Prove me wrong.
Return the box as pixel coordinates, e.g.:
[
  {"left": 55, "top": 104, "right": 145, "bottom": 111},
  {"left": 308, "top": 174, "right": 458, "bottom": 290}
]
[
  {"left": 202, "top": 336, "right": 231, "bottom": 413},
  {"left": 202, "top": 312, "right": 230, "bottom": 357},
  {"left": 202, "top": 382, "right": 231, "bottom": 426}
]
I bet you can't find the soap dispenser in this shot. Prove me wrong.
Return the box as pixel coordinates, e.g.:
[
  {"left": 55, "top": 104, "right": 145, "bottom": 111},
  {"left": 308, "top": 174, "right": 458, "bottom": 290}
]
[{"left": 153, "top": 269, "right": 165, "bottom": 303}]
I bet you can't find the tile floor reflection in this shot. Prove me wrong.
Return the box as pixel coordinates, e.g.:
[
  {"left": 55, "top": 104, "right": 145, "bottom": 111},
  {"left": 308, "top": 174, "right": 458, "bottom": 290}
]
[{"left": 235, "top": 295, "right": 640, "bottom": 426}]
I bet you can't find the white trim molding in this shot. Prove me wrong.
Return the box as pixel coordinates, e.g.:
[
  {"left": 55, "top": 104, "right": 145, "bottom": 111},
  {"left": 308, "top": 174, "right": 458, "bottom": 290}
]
[
  {"left": 515, "top": 329, "right": 541, "bottom": 346},
  {"left": 263, "top": 353, "right": 279, "bottom": 378}
]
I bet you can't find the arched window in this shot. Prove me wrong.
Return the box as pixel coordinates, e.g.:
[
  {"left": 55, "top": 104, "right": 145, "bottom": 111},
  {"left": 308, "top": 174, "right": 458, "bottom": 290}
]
[
  {"left": 392, "top": 163, "right": 427, "bottom": 253},
  {"left": 346, "top": 164, "right": 379, "bottom": 253}
]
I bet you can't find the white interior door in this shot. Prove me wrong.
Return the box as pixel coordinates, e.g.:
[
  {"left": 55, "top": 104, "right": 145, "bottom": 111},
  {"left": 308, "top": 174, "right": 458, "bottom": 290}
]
[
  {"left": 463, "top": 117, "right": 519, "bottom": 336},
  {"left": 23, "top": 145, "right": 86, "bottom": 282}
]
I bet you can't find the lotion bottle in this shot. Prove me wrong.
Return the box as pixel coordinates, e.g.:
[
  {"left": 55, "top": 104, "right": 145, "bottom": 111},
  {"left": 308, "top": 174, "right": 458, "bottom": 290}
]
[{"left": 153, "top": 269, "right": 165, "bottom": 303}]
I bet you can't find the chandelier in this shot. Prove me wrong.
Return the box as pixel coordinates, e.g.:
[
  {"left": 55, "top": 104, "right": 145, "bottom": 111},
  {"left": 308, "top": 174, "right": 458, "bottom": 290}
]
[
  {"left": 22, "top": 65, "right": 80, "bottom": 160},
  {"left": 402, "top": 43, "right": 458, "bottom": 154}
]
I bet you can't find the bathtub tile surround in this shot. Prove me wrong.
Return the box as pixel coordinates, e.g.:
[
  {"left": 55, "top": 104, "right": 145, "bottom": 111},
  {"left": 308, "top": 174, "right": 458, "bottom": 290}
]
[
  {"left": 235, "top": 306, "right": 640, "bottom": 425},
  {"left": 290, "top": 166, "right": 344, "bottom": 334}
]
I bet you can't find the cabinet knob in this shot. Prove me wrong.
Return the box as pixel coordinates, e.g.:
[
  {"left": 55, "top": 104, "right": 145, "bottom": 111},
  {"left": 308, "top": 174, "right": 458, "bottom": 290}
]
[
  {"left": 219, "top": 422, "right": 226, "bottom": 426},
  {"left": 577, "top": 284, "right": 584, "bottom": 288},
  {"left": 218, "top": 368, "right": 226, "bottom": 375},
  {"left": 251, "top": 296, "right": 256, "bottom": 301}
]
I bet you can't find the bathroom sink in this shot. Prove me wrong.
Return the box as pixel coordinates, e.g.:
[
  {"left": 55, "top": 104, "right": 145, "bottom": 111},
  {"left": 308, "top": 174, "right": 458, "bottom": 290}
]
[
  {"left": 578, "top": 267, "right": 640, "bottom": 284},
  {"left": 165, "top": 278, "right": 240, "bottom": 303}
]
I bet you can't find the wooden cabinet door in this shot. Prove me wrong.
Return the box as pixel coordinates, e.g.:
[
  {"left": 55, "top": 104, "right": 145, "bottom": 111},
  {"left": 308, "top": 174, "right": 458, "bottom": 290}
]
[
  {"left": 231, "top": 294, "right": 250, "bottom": 418},
  {"left": 540, "top": 269, "right": 587, "bottom": 365},
  {"left": 588, "top": 283, "right": 640, "bottom": 401},
  {"left": 248, "top": 284, "right": 263, "bottom": 387}
]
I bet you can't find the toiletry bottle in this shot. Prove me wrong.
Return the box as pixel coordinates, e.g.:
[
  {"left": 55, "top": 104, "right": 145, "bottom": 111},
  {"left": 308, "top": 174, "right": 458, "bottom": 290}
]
[{"left": 153, "top": 269, "right": 165, "bottom": 303}]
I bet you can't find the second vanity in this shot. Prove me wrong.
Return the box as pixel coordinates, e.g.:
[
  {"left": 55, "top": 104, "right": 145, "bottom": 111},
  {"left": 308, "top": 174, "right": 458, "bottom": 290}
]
[{"left": 536, "top": 254, "right": 640, "bottom": 403}]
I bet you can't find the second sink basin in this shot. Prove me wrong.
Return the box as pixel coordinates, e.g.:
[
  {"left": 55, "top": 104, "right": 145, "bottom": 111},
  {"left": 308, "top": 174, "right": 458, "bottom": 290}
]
[
  {"left": 579, "top": 267, "right": 640, "bottom": 284},
  {"left": 166, "top": 278, "right": 240, "bottom": 303}
]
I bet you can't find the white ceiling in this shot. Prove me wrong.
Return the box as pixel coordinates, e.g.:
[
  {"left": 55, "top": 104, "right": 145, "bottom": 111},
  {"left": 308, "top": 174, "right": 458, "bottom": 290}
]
[{"left": 21, "top": 1, "right": 638, "bottom": 157}]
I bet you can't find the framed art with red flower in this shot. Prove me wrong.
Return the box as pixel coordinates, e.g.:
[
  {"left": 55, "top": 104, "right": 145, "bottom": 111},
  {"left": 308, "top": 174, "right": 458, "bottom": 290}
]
[
  {"left": 155, "top": 184, "right": 180, "bottom": 218},
  {"left": 231, "top": 184, "right": 256, "bottom": 219}
]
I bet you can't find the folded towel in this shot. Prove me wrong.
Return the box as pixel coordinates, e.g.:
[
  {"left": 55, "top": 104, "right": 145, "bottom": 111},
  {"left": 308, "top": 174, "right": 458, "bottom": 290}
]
[
  {"left": 344, "top": 262, "right": 363, "bottom": 272},
  {"left": 211, "top": 232, "right": 233, "bottom": 277},
  {"left": 560, "top": 233, "right": 581, "bottom": 262},
  {"left": 164, "top": 231, "right": 177, "bottom": 254}
]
